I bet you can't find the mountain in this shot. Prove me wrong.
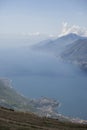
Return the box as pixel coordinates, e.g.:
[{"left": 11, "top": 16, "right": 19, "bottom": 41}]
[
  {"left": 31, "top": 33, "right": 87, "bottom": 70},
  {"left": 31, "top": 33, "right": 82, "bottom": 55},
  {"left": 0, "top": 107, "right": 87, "bottom": 130},
  {"left": 61, "top": 39, "right": 87, "bottom": 70}
]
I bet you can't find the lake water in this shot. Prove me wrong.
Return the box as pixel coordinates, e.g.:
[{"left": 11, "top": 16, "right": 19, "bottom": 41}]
[{"left": 0, "top": 47, "right": 87, "bottom": 120}]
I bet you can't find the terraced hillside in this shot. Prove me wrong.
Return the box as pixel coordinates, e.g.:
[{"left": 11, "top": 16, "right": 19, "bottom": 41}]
[{"left": 0, "top": 107, "right": 87, "bottom": 130}]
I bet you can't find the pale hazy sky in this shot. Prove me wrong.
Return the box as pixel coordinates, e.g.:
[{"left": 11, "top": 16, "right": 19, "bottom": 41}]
[{"left": 0, "top": 0, "right": 87, "bottom": 38}]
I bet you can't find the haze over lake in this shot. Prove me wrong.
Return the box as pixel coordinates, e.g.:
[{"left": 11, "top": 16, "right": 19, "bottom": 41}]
[{"left": 0, "top": 46, "right": 87, "bottom": 120}]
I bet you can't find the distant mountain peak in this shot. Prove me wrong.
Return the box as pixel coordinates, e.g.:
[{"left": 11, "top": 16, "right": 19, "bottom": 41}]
[
  {"left": 64, "top": 33, "right": 79, "bottom": 36},
  {"left": 31, "top": 32, "right": 87, "bottom": 56},
  {"left": 58, "top": 33, "right": 81, "bottom": 40},
  {"left": 59, "top": 33, "right": 87, "bottom": 40}
]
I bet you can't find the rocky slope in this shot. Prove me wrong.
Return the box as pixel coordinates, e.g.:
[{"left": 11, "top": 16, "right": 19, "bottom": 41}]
[{"left": 0, "top": 106, "right": 87, "bottom": 130}]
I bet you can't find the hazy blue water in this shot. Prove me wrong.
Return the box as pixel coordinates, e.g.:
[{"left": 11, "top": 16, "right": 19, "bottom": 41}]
[{"left": 0, "top": 47, "right": 87, "bottom": 119}]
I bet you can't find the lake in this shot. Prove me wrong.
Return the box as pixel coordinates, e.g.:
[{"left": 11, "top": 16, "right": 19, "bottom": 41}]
[{"left": 0, "top": 47, "right": 87, "bottom": 120}]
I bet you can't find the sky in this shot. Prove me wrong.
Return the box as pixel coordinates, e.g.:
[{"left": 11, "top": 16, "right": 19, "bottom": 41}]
[{"left": 0, "top": 0, "right": 87, "bottom": 39}]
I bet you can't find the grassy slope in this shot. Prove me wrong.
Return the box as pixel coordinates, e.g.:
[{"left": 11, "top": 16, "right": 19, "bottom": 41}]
[
  {"left": 0, "top": 107, "right": 87, "bottom": 130},
  {"left": 0, "top": 79, "right": 34, "bottom": 112}
]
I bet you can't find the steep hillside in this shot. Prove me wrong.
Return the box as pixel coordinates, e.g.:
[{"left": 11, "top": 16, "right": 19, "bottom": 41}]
[
  {"left": 0, "top": 107, "right": 87, "bottom": 130},
  {"left": 61, "top": 39, "right": 87, "bottom": 70},
  {"left": 31, "top": 33, "right": 82, "bottom": 55},
  {"left": 0, "top": 78, "right": 34, "bottom": 111}
]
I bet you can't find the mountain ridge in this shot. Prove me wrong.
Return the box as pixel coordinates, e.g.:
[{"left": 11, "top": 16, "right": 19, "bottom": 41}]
[
  {"left": 61, "top": 38, "right": 87, "bottom": 70},
  {"left": 31, "top": 33, "right": 85, "bottom": 55},
  {"left": 31, "top": 33, "right": 87, "bottom": 69}
]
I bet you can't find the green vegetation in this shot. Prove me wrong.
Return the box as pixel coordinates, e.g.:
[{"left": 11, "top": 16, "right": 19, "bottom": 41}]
[{"left": 0, "top": 79, "right": 35, "bottom": 112}]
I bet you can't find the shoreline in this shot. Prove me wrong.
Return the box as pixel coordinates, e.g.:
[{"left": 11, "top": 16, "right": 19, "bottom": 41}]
[{"left": 0, "top": 77, "right": 87, "bottom": 124}]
